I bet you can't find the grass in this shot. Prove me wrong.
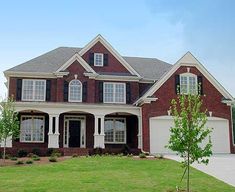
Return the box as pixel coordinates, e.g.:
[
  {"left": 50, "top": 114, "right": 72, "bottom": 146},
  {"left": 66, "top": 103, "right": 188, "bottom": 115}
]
[{"left": 0, "top": 156, "right": 234, "bottom": 192}]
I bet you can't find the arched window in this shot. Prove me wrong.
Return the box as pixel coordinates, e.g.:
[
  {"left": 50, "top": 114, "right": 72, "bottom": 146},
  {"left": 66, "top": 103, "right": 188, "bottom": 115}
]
[
  {"left": 69, "top": 79, "right": 82, "bottom": 102},
  {"left": 180, "top": 73, "right": 197, "bottom": 95}
]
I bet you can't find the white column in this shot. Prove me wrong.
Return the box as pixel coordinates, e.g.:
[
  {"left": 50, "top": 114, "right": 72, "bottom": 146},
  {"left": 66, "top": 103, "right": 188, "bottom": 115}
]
[
  {"left": 48, "top": 114, "right": 60, "bottom": 148},
  {"left": 93, "top": 115, "right": 105, "bottom": 149},
  {"left": 137, "top": 115, "right": 143, "bottom": 149}
]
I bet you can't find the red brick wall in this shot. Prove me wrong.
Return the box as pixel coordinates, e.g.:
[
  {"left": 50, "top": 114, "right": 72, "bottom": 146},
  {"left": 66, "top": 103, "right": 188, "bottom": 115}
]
[
  {"left": 141, "top": 66, "right": 234, "bottom": 153},
  {"left": 82, "top": 41, "right": 130, "bottom": 74}
]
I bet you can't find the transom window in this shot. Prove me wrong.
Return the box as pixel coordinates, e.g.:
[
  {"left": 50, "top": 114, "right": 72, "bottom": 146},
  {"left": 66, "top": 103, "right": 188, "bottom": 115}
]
[
  {"left": 22, "top": 79, "right": 46, "bottom": 101},
  {"left": 69, "top": 79, "right": 82, "bottom": 102},
  {"left": 103, "top": 82, "right": 126, "bottom": 103},
  {"left": 20, "top": 116, "right": 44, "bottom": 142},
  {"left": 104, "top": 118, "right": 126, "bottom": 143},
  {"left": 94, "top": 53, "right": 104, "bottom": 66},
  {"left": 180, "top": 73, "right": 197, "bottom": 95}
]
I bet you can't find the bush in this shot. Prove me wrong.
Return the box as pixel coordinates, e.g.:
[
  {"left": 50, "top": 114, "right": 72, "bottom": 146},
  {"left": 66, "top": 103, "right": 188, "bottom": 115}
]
[
  {"left": 26, "top": 160, "right": 33, "bottom": 164},
  {"left": 46, "top": 148, "right": 54, "bottom": 156},
  {"left": 49, "top": 156, "right": 57, "bottom": 162},
  {"left": 15, "top": 160, "right": 24, "bottom": 165},
  {"left": 155, "top": 154, "right": 164, "bottom": 159},
  {"left": 51, "top": 152, "right": 61, "bottom": 157},
  {"left": 72, "top": 154, "right": 78, "bottom": 158},
  {"left": 0, "top": 151, "right": 2, "bottom": 159},
  {"left": 32, "top": 148, "right": 41, "bottom": 156},
  {"left": 127, "top": 153, "right": 133, "bottom": 158},
  {"left": 27, "top": 153, "right": 34, "bottom": 158},
  {"left": 5, "top": 154, "right": 11, "bottom": 159},
  {"left": 10, "top": 157, "right": 18, "bottom": 161},
  {"left": 122, "top": 144, "right": 131, "bottom": 155},
  {"left": 17, "top": 149, "right": 28, "bottom": 157},
  {"left": 139, "top": 153, "right": 147, "bottom": 158},
  {"left": 92, "top": 147, "right": 103, "bottom": 155},
  {"left": 46, "top": 148, "right": 61, "bottom": 157},
  {"left": 32, "top": 155, "right": 40, "bottom": 161}
]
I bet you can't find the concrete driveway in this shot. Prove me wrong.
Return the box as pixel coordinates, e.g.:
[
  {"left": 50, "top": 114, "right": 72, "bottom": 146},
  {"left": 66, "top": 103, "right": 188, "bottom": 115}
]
[{"left": 165, "top": 154, "right": 235, "bottom": 187}]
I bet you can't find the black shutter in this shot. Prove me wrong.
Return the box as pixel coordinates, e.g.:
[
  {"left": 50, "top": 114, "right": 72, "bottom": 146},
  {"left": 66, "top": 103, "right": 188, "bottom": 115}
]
[
  {"left": 46, "top": 80, "right": 51, "bottom": 101},
  {"left": 16, "top": 79, "right": 22, "bottom": 101},
  {"left": 63, "top": 81, "right": 69, "bottom": 102},
  {"left": 89, "top": 53, "right": 94, "bottom": 66},
  {"left": 103, "top": 54, "right": 108, "bottom": 66},
  {"left": 175, "top": 75, "right": 180, "bottom": 94},
  {"left": 197, "top": 76, "right": 203, "bottom": 95},
  {"left": 82, "top": 81, "right": 87, "bottom": 102},
  {"left": 98, "top": 82, "right": 103, "bottom": 102},
  {"left": 126, "top": 83, "right": 131, "bottom": 104}
]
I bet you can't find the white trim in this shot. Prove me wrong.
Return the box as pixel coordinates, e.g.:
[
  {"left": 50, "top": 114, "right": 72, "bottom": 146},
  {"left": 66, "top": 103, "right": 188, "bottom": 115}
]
[
  {"left": 56, "top": 53, "right": 97, "bottom": 74},
  {"left": 103, "top": 82, "right": 126, "bottom": 104},
  {"left": 4, "top": 71, "right": 56, "bottom": 79},
  {"left": 135, "top": 52, "right": 235, "bottom": 105},
  {"left": 104, "top": 117, "right": 126, "bottom": 144},
  {"left": 63, "top": 115, "right": 86, "bottom": 148},
  {"left": 22, "top": 79, "right": 46, "bottom": 101},
  {"left": 94, "top": 53, "right": 104, "bottom": 67},
  {"left": 79, "top": 34, "right": 141, "bottom": 77},
  {"left": 68, "top": 79, "right": 82, "bottom": 102},
  {"left": 20, "top": 115, "right": 45, "bottom": 143},
  {"left": 231, "top": 106, "right": 235, "bottom": 146}
]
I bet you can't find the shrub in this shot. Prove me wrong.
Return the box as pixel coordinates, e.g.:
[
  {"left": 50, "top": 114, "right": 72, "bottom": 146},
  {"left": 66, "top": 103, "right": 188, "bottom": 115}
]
[
  {"left": 155, "top": 154, "right": 164, "bottom": 159},
  {"left": 0, "top": 151, "right": 2, "bottom": 159},
  {"left": 15, "top": 160, "right": 24, "bottom": 165},
  {"left": 10, "top": 157, "right": 18, "bottom": 161},
  {"left": 26, "top": 160, "right": 33, "bottom": 164},
  {"left": 139, "top": 153, "right": 146, "bottom": 158},
  {"left": 46, "top": 148, "right": 61, "bottom": 157},
  {"left": 27, "top": 153, "right": 34, "bottom": 158},
  {"left": 72, "top": 154, "right": 78, "bottom": 158},
  {"left": 127, "top": 153, "right": 133, "bottom": 158},
  {"left": 17, "top": 149, "right": 28, "bottom": 157},
  {"left": 122, "top": 144, "right": 131, "bottom": 155},
  {"left": 5, "top": 154, "right": 11, "bottom": 159},
  {"left": 49, "top": 156, "right": 57, "bottom": 162},
  {"left": 51, "top": 152, "right": 61, "bottom": 157},
  {"left": 46, "top": 148, "right": 54, "bottom": 156},
  {"left": 32, "top": 148, "right": 41, "bottom": 156},
  {"left": 92, "top": 147, "right": 103, "bottom": 155},
  {"left": 32, "top": 155, "right": 40, "bottom": 161}
]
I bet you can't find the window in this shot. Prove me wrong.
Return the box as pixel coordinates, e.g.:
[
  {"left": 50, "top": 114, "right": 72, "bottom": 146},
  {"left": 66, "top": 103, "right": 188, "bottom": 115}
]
[
  {"left": 22, "top": 79, "right": 46, "bottom": 101},
  {"left": 104, "top": 82, "right": 126, "bottom": 103},
  {"left": 104, "top": 118, "right": 126, "bottom": 143},
  {"left": 94, "top": 53, "right": 103, "bottom": 66},
  {"left": 69, "top": 79, "right": 82, "bottom": 102},
  {"left": 20, "top": 116, "right": 44, "bottom": 142},
  {"left": 180, "top": 73, "right": 197, "bottom": 95}
]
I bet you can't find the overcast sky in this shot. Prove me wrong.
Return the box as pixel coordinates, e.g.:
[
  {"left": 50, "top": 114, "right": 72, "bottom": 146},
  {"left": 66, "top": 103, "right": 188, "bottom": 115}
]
[{"left": 0, "top": 0, "right": 235, "bottom": 98}]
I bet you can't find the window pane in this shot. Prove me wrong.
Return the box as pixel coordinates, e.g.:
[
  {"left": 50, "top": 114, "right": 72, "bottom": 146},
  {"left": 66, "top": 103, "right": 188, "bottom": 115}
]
[
  {"left": 22, "top": 80, "right": 34, "bottom": 100},
  {"left": 104, "top": 120, "right": 114, "bottom": 142},
  {"left": 104, "top": 83, "right": 114, "bottom": 103},
  {"left": 189, "top": 76, "right": 197, "bottom": 94},
  {"left": 35, "top": 81, "right": 45, "bottom": 100},
  {"left": 69, "top": 80, "right": 82, "bottom": 101},
  {"left": 180, "top": 76, "right": 188, "bottom": 94},
  {"left": 94, "top": 53, "right": 103, "bottom": 66},
  {"left": 32, "top": 117, "right": 44, "bottom": 141},
  {"left": 115, "top": 84, "right": 125, "bottom": 103},
  {"left": 115, "top": 119, "right": 125, "bottom": 142},
  {"left": 21, "top": 117, "right": 32, "bottom": 141}
]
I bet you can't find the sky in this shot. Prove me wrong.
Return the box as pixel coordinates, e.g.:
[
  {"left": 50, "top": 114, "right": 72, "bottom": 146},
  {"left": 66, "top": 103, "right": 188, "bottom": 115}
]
[{"left": 0, "top": 0, "right": 235, "bottom": 98}]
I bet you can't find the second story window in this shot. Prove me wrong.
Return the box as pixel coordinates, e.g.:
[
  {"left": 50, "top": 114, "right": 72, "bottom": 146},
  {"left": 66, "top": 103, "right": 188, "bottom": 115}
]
[
  {"left": 180, "top": 73, "right": 197, "bottom": 95},
  {"left": 103, "top": 82, "right": 126, "bottom": 104},
  {"left": 22, "top": 79, "right": 46, "bottom": 101},
  {"left": 94, "top": 53, "right": 104, "bottom": 66},
  {"left": 69, "top": 79, "right": 82, "bottom": 102}
]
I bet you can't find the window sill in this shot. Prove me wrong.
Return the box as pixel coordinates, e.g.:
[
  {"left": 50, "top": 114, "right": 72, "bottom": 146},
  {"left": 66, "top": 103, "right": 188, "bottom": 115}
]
[{"left": 19, "top": 141, "right": 44, "bottom": 143}]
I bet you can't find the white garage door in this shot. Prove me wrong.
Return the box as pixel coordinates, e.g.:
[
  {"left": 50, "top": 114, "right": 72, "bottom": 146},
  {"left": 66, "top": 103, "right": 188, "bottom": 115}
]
[{"left": 150, "top": 116, "right": 230, "bottom": 154}]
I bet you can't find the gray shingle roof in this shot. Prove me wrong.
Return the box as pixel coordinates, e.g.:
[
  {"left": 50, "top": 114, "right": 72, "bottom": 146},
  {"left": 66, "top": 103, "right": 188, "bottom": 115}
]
[{"left": 5, "top": 47, "right": 172, "bottom": 80}]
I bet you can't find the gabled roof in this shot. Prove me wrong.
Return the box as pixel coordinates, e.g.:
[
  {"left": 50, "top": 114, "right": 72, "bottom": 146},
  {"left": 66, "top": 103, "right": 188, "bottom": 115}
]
[
  {"left": 135, "top": 52, "right": 234, "bottom": 105},
  {"left": 79, "top": 34, "right": 141, "bottom": 77}
]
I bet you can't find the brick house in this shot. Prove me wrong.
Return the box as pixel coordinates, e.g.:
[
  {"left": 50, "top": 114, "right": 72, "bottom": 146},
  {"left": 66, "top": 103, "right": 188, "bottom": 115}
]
[{"left": 2, "top": 35, "right": 235, "bottom": 155}]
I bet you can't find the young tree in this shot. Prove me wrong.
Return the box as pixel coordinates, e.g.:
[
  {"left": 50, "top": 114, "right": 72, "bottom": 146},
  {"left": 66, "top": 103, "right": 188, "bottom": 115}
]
[
  {"left": 0, "top": 98, "right": 19, "bottom": 162},
  {"left": 167, "top": 93, "right": 212, "bottom": 192}
]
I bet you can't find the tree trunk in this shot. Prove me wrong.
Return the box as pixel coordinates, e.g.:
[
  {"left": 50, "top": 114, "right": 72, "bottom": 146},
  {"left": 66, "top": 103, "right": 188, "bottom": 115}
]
[
  {"left": 3, "top": 138, "right": 6, "bottom": 164},
  {"left": 187, "top": 151, "right": 190, "bottom": 192}
]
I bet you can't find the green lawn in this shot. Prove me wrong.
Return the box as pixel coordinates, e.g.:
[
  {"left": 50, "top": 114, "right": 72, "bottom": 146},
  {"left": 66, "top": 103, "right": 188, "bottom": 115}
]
[{"left": 0, "top": 156, "right": 234, "bottom": 192}]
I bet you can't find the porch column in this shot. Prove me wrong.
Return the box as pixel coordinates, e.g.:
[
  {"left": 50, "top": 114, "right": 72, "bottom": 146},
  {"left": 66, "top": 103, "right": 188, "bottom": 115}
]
[
  {"left": 93, "top": 115, "right": 105, "bottom": 149},
  {"left": 137, "top": 115, "right": 143, "bottom": 149},
  {"left": 48, "top": 114, "right": 60, "bottom": 148}
]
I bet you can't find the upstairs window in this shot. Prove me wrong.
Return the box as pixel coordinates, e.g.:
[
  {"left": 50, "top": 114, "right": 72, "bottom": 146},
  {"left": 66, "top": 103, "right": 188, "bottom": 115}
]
[
  {"left": 94, "top": 53, "right": 104, "bottom": 66},
  {"left": 180, "top": 73, "right": 197, "bottom": 95},
  {"left": 103, "top": 82, "right": 126, "bottom": 104},
  {"left": 69, "top": 79, "right": 82, "bottom": 102},
  {"left": 22, "top": 79, "right": 46, "bottom": 101}
]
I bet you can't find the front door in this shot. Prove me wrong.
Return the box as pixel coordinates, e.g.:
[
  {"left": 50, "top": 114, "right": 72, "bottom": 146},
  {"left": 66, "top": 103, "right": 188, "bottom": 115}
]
[{"left": 69, "top": 120, "right": 81, "bottom": 147}]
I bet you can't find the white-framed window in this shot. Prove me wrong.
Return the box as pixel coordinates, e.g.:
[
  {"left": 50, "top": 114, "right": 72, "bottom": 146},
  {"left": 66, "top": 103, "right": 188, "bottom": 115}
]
[
  {"left": 94, "top": 53, "right": 104, "bottom": 66},
  {"left": 20, "top": 115, "right": 45, "bottom": 143},
  {"left": 22, "top": 79, "right": 46, "bottom": 101},
  {"left": 69, "top": 79, "right": 82, "bottom": 102},
  {"left": 180, "top": 73, "right": 197, "bottom": 95},
  {"left": 103, "top": 82, "right": 126, "bottom": 103},
  {"left": 104, "top": 118, "right": 126, "bottom": 144}
]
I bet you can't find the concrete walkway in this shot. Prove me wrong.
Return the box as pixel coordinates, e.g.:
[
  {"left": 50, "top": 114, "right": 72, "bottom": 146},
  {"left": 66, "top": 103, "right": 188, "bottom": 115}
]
[{"left": 165, "top": 154, "right": 235, "bottom": 187}]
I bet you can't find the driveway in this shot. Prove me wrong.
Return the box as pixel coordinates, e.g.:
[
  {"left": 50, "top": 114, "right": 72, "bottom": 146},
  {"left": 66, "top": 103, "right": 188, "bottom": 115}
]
[{"left": 165, "top": 154, "right": 235, "bottom": 187}]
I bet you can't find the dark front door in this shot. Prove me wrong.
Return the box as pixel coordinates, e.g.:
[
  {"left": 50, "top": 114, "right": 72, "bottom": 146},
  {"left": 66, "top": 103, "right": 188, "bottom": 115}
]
[{"left": 69, "top": 120, "right": 81, "bottom": 147}]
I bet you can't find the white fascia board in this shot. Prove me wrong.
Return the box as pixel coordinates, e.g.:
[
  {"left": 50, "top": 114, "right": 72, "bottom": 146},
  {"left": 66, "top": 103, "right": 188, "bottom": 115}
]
[
  {"left": 4, "top": 71, "right": 56, "bottom": 78},
  {"left": 79, "top": 34, "right": 141, "bottom": 77},
  {"left": 56, "top": 53, "right": 97, "bottom": 74}
]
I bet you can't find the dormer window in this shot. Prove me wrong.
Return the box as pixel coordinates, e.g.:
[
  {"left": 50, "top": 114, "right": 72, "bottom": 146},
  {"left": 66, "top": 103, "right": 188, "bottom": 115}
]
[
  {"left": 180, "top": 73, "right": 197, "bottom": 95},
  {"left": 94, "top": 53, "right": 104, "bottom": 66}
]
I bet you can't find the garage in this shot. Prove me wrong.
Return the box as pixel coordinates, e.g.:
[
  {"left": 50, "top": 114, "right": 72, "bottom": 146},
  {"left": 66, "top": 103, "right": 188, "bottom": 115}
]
[{"left": 149, "top": 116, "right": 230, "bottom": 154}]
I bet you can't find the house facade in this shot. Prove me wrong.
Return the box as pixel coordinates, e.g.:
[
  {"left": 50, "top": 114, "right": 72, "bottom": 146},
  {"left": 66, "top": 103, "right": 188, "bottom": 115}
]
[{"left": 2, "top": 35, "right": 235, "bottom": 155}]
